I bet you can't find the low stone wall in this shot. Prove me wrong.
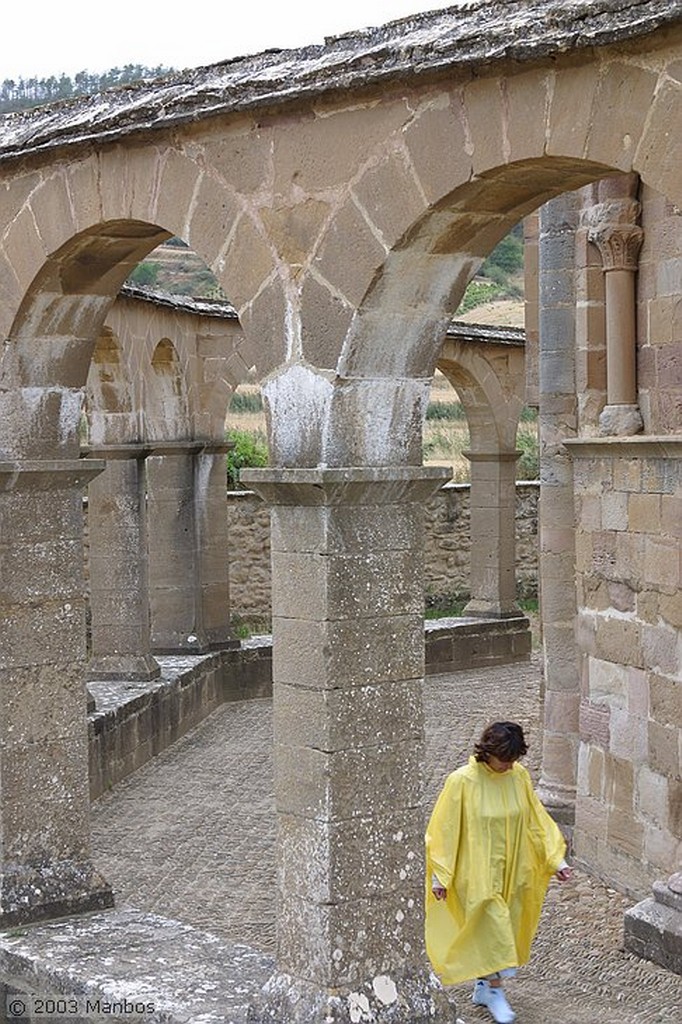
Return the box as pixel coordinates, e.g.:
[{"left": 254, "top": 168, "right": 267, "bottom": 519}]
[
  {"left": 88, "top": 619, "right": 531, "bottom": 797},
  {"left": 227, "top": 482, "right": 539, "bottom": 624},
  {"left": 88, "top": 643, "right": 272, "bottom": 799}
]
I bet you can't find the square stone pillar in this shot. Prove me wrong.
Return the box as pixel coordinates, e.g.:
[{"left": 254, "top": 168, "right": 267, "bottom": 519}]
[
  {"left": 147, "top": 442, "right": 235, "bottom": 654},
  {"left": 0, "top": 460, "right": 113, "bottom": 925},
  {"left": 85, "top": 446, "right": 160, "bottom": 681},
  {"left": 462, "top": 450, "right": 521, "bottom": 618},
  {"left": 241, "top": 467, "right": 451, "bottom": 1024}
]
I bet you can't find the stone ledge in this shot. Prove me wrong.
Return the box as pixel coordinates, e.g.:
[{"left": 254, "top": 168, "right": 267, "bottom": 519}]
[{"left": 0, "top": 908, "right": 273, "bottom": 1023}]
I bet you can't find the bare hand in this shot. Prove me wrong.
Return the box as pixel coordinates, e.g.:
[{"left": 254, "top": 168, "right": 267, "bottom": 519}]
[
  {"left": 432, "top": 886, "right": 447, "bottom": 901},
  {"left": 555, "top": 867, "right": 572, "bottom": 882}
]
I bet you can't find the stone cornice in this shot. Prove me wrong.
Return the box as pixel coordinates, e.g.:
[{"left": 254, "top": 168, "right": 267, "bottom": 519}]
[
  {"left": 1, "top": 1, "right": 681, "bottom": 161},
  {"left": 564, "top": 436, "right": 682, "bottom": 457}
]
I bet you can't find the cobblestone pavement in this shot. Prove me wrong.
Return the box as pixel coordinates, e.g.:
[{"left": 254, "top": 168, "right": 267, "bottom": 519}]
[{"left": 91, "top": 655, "right": 681, "bottom": 1024}]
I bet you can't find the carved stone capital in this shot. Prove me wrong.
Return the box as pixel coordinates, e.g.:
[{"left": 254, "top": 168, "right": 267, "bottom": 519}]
[{"left": 584, "top": 199, "right": 644, "bottom": 270}]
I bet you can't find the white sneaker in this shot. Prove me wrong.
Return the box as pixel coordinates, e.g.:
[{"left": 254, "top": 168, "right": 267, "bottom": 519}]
[
  {"left": 472, "top": 979, "right": 490, "bottom": 1006},
  {"left": 473, "top": 982, "right": 516, "bottom": 1023}
]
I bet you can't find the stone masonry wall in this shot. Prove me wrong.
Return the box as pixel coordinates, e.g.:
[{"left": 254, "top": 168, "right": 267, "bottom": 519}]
[
  {"left": 572, "top": 440, "right": 682, "bottom": 896},
  {"left": 227, "top": 482, "right": 539, "bottom": 625}
]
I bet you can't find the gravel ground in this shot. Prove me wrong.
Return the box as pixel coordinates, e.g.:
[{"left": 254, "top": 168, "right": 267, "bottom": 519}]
[{"left": 91, "top": 654, "right": 681, "bottom": 1024}]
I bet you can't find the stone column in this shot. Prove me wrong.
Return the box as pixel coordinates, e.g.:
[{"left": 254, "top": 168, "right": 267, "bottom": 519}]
[
  {"left": 0, "top": 460, "right": 113, "bottom": 925},
  {"left": 241, "top": 466, "right": 451, "bottom": 1024},
  {"left": 536, "top": 192, "right": 581, "bottom": 821},
  {"left": 148, "top": 441, "right": 235, "bottom": 654},
  {"left": 85, "top": 445, "right": 160, "bottom": 681},
  {"left": 462, "top": 450, "right": 521, "bottom": 618},
  {"left": 586, "top": 183, "right": 644, "bottom": 436}
]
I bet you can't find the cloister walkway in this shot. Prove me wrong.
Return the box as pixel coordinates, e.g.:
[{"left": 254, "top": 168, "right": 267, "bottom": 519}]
[{"left": 88, "top": 656, "right": 680, "bottom": 1024}]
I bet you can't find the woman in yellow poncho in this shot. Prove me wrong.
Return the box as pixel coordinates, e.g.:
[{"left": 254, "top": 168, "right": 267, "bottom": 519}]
[{"left": 425, "top": 721, "right": 571, "bottom": 1024}]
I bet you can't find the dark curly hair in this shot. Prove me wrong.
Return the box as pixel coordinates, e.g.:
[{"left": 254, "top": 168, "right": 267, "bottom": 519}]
[{"left": 474, "top": 721, "right": 528, "bottom": 763}]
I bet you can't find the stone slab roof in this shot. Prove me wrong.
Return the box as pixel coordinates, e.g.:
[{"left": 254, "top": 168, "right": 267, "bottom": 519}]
[
  {"left": 120, "top": 283, "right": 526, "bottom": 345},
  {"left": 1, "top": 0, "right": 681, "bottom": 160}
]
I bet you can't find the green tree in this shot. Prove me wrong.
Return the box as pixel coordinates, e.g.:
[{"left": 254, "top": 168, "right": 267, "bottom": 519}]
[{"left": 225, "top": 429, "right": 268, "bottom": 488}]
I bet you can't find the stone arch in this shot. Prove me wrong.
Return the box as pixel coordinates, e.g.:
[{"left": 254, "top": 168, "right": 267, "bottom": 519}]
[
  {"left": 262, "top": 53, "right": 682, "bottom": 466},
  {"left": 147, "top": 337, "right": 190, "bottom": 440},
  {"left": 436, "top": 338, "right": 526, "bottom": 454},
  {"left": 0, "top": 220, "right": 169, "bottom": 459},
  {"left": 84, "top": 327, "right": 136, "bottom": 446}
]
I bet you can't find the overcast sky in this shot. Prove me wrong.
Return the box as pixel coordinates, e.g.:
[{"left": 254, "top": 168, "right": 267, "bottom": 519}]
[{"left": 2, "top": 2, "right": 464, "bottom": 81}]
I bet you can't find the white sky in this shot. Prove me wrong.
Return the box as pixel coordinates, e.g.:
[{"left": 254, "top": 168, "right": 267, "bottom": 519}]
[{"left": 2, "top": 2, "right": 464, "bottom": 81}]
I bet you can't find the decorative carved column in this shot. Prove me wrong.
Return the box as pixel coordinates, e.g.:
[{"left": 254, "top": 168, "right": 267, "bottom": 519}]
[
  {"left": 85, "top": 445, "right": 160, "bottom": 682},
  {"left": 0, "top": 460, "right": 113, "bottom": 925},
  {"left": 586, "top": 183, "right": 644, "bottom": 436},
  {"left": 147, "top": 441, "right": 235, "bottom": 654},
  {"left": 241, "top": 466, "right": 451, "bottom": 1024},
  {"left": 462, "top": 450, "right": 521, "bottom": 618}
]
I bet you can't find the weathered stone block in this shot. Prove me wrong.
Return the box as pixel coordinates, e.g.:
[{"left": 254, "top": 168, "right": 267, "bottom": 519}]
[
  {"left": 273, "top": 738, "right": 422, "bottom": 819},
  {"left": 314, "top": 199, "right": 387, "bottom": 307},
  {"left": 274, "top": 888, "right": 422, "bottom": 986},
  {"left": 353, "top": 150, "right": 427, "bottom": 249},
  {"left": 607, "top": 808, "right": 645, "bottom": 860},
  {"left": 402, "top": 93, "right": 471, "bottom": 204},
  {"left": 587, "top": 63, "right": 657, "bottom": 171},
  {"left": 648, "top": 720, "right": 680, "bottom": 777},
  {"left": 277, "top": 807, "right": 423, "bottom": 903},
  {"left": 270, "top": 502, "right": 421, "bottom": 556},
  {"left": 624, "top": 889, "right": 682, "bottom": 975}
]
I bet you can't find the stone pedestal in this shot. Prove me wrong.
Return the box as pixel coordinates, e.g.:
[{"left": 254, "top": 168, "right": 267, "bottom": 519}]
[
  {"left": 462, "top": 450, "right": 520, "bottom": 618},
  {"left": 85, "top": 446, "right": 160, "bottom": 682},
  {"left": 624, "top": 873, "right": 682, "bottom": 975},
  {"left": 148, "top": 442, "right": 235, "bottom": 654},
  {"left": 241, "top": 467, "right": 451, "bottom": 1024},
  {"left": 0, "top": 460, "right": 113, "bottom": 925}
]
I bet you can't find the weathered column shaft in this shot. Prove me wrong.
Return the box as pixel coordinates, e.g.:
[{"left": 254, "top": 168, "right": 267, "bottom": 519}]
[
  {"left": 242, "top": 467, "right": 450, "bottom": 1024},
  {"left": 463, "top": 451, "right": 520, "bottom": 618},
  {"left": 537, "top": 192, "right": 581, "bottom": 818},
  {"left": 604, "top": 270, "right": 638, "bottom": 405},
  {"left": 147, "top": 444, "right": 234, "bottom": 654},
  {"left": 0, "top": 460, "right": 113, "bottom": 925},
  {"left": 194, "top": 449, "right": 234, "bottom": 650},
  {"left": 87, "top": 448, "right": 160, "bottom": 681}
]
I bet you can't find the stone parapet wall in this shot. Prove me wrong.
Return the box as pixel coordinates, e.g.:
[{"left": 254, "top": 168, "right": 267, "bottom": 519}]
[{"left": 227, "top": 482, "right": 539, "bottom": 625}]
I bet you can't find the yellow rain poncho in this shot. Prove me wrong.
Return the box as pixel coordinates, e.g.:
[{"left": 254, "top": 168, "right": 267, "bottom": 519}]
[{"left": 425, "top": 756, "right": 565, "bottom": 985}]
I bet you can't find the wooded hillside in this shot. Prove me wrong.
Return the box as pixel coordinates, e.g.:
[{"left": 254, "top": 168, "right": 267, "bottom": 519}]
[{"left": 0, "top": 65, "right": 172, "bottom": 112}]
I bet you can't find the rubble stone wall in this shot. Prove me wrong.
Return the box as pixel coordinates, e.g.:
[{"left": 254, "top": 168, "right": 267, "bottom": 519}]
[{"left": 227, "top": 482, "right": 539, "bottom": 625}]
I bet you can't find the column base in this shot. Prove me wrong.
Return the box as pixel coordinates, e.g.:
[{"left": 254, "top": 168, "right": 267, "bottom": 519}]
[
  {"left": 86, "top": 653, "right": 161, "bottom": 682},
  {"left": 536, "top": 780, "right": 576, "bottom": 826},
  {"left": 247, "top": 969, "right": 453, "bottom": 1024},
  {"left": 598, "top": 403, "right": 643, "bottom": 436},
  {"left": 0, "top": 860, "right": 114, "bottom": 927},
  {"left": 461, "top": 600, "right": 523, "bottom": 619}
]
